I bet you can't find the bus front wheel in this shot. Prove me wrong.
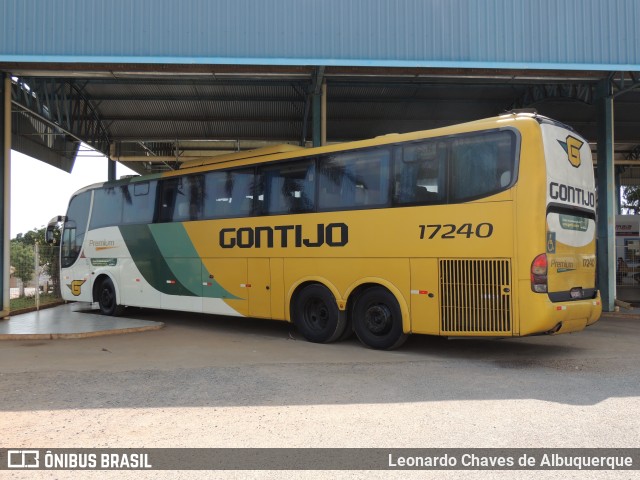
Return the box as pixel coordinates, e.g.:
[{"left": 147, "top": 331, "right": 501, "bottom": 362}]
[
  {"left": 97, "top": 277, "right": 125, "bottom": 317},
  {"left": 292, "top": 284, "right": 347, "bottom": 343},
  {"left": 353, "top": 287, "right": 408, "bottom": 350}
]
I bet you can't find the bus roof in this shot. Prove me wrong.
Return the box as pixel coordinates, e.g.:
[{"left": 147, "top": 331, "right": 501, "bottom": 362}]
[
  {"left": 70, "top": 111, "right": 567, "bottom": 198},
  {"left": 179, "top": 144, "right": 305, "bottom": 169}
]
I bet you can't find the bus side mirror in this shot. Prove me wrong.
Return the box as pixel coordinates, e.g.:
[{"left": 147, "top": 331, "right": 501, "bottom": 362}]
[
  {"left": 45, "top": 215, "right": 66, "bottom": 244},
  {"left": 45, "top": 226, "right": 56, "bottom": 244}
]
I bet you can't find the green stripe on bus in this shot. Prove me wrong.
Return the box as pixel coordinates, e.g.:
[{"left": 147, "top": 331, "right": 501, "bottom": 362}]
[
  {"left": 119, "top": 224, "right": 195, "bottom": 296},
  {"left": 149, "top": 223, "right": 241, "bottom": 300},
  {"left": 121, "top": 223, "right": 241, "bottom": 300}
]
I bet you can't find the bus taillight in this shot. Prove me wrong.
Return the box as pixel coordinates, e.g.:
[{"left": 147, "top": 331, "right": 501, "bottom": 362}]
[{"left": 531, "top": 253, "right": 548, "bottom": 293}]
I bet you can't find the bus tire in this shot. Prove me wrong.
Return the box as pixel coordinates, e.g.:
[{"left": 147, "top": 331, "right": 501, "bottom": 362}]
[
  {"left": 97, "top": 277, "right": 125, "bottom": 317},
  {"left": 353, "top": 287, "right": 408, "bottom": 350},
  {"left": 292, "top": 284, "right": 347, "bottom": 343}
]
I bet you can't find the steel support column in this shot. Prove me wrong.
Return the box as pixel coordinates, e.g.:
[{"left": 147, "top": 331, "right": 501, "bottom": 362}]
[
  {"left": 0, "top": 74, "right": 10, "bottom": 317},
  {"left": 312, "top": 92, "right": 322, "bottom": 147},
  {"left": 596, "top": 79, "right": 616, "bottom": 312},
  {"left": 108, "top": 158, "right": 117, "bottom": 181}
]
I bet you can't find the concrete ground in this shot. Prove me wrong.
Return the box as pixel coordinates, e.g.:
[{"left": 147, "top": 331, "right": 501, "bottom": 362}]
[{"left": 1, "top": 305, "right": 639, "bottom": 479}]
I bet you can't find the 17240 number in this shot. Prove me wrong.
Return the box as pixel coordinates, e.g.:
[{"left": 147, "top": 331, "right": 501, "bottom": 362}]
[{"left": 418, "top": 223, "right": 494, "bottom": 239}]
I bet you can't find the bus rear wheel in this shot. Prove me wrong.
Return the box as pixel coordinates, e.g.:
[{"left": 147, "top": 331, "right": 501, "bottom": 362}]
[
  {"left": 97, "top": 277, "right": 125, "bottom": 317},
  {"left": 353, "top": 287, "right": 408, "bottom": 350},
  {"left": 292, "top": 284, "right": 347, "bottom": 343}
]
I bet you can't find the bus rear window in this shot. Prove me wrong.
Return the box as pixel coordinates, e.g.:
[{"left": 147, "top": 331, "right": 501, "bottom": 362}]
[{"left": 449, "top": 130, "right": 517, "bottom": 202}]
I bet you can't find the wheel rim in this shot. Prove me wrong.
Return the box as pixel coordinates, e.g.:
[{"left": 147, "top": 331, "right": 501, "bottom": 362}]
[
  {"left": 303, "top": 298, "right": 329, "bottom": 332},
  {"left": 100, "top": 285, "right": 114, "bottom": 309},
  {"left": 364, "top": 303, "right": 393, "bottom": 336}
]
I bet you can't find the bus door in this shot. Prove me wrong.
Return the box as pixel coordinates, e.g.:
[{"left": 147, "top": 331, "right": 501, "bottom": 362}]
[
  {"left": 202, "top": 258, "right": 248, "bottom": 317},
  {"left": 161, "top": 258, "right": 203, "bottom": 313},
  {"left": 248, "top": 258, "right": 271, "bottom": 318},
  {"left": 58, "top": 192, "right": 93, "bottom": 302}
]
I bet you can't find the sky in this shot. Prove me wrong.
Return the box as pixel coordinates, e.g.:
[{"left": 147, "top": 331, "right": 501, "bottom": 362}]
[{"left": 10, "top": 148, "right": 136, "bottom": 239}]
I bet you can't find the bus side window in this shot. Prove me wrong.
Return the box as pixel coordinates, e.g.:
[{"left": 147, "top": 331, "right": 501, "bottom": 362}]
[
  {"left": 228, "top": 170, "right": 255, "bottom": 217},
  {"left": 90, "top": 186, "right": 124, "bottom": 229},
  {"left": 318, "top": 149, "right": 390, "bottom": 210},
  {"left": 171, "top": 175, "right": 204, "bottom": 222},
  {"left": 261, "top": 160, "right": 315, "bottom": 215},
  {"left": 203, "top": 169, "right": 255, "bottom": 218},
  {"left": 157, "top": 178, "right": 178, "bottom": 223},
  {"left": 449, "top": 130, "right": 515, "bottom": 202},
  {"left": 394, "top": 140, "right": 443, "bottom": 205},
  {"left": 122, "top": 181, "right": 157, "bottom": 225}
]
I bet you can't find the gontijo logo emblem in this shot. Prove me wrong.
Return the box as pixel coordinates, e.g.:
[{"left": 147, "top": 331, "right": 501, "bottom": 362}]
[
  {"left": 67, "top": 279, "right": 87, "bottom": 296},
  {"left": 558, "top": 135, "right": 584, "bottom": 168}
]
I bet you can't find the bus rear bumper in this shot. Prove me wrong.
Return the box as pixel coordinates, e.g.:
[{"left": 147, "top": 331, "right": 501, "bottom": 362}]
[{"left": 520, "top": 291, "right": 602, "bottom": 336}]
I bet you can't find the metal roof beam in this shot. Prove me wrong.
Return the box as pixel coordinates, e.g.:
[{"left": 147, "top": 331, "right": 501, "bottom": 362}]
[
  {"left": 10, "top": 76, "right": 111, "bottom": 155},
  {"left": 610, "top": 71, "right": 640, "bottom": 99}
]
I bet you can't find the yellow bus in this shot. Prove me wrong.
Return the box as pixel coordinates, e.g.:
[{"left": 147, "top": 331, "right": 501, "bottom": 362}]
[{"left": 48, "top": 112, "right": 601, "bottom": 349}]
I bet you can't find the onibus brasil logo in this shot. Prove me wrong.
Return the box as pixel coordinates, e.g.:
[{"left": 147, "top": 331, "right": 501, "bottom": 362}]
[{"left": 558, "top": 135, "right": 584, "bottom": 168}]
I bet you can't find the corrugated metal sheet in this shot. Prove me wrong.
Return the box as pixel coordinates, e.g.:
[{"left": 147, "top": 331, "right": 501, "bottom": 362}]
[{"left": 1, "top": 0, "right": 638, "bottom": 69}]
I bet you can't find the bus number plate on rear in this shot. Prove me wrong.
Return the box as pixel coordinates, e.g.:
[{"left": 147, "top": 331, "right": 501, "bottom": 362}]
[
  {"left": 418, "top": 223, "right": 494, "bottom": 240},
  {"left": 570, "top": 287, "right": 584, "bottom": 299}
]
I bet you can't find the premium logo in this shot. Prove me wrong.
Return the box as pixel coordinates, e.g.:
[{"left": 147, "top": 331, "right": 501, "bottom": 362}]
[
  {"left": 89, "top": 239, "right": 116, "bottom": 251},
  {"left": 558, "top": 135, "right": 584, "bottom": 168}
]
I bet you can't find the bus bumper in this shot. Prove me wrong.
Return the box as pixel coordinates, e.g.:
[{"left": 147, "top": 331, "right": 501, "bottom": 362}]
[{"left": 519, "top": 291, "right": 602, "bottom": 336}]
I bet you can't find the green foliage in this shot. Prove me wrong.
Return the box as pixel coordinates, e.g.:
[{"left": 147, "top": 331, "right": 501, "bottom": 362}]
[
  {"left": 10, "top": 293, "right": 61, "bottom": 312},
  {"left": 10, "top": 240, "right": 34, "bottom": 283},
  {"left": 12, "top": 226, "right": 62, "bottom": 296},
  {"left": 622, "top": 186, "right": 640, "bottom": 214}
]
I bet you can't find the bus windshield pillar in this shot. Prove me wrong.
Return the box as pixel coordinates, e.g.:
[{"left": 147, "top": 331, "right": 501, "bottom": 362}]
[{"left": 596, "top": 78, "right": 616, "bottom": 312}]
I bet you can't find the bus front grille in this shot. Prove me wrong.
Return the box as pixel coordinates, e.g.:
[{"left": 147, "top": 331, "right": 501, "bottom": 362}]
[{"left": 439, "top": 259, "right": 512, "bottom": 334}]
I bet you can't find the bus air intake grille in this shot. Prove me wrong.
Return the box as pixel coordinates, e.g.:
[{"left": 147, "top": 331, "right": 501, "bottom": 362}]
[{"left": 439, "top": 259, "right": 512, "bottom": 334}]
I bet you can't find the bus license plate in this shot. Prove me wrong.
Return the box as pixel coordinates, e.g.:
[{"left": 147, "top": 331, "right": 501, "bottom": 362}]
[{"left": 570, "top": 288, "right": 584, "bottom": 299}]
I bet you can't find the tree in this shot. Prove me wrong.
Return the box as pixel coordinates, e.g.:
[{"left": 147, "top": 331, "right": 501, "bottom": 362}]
[
  {"left": 10, "top": 240, "right": 34, "bottom": 286},
  {"left": 12, "top": 226, "right": 62, "bottom": 296},
  {"left": 621, "top": 186, "right": 640, "bottom": 214}
]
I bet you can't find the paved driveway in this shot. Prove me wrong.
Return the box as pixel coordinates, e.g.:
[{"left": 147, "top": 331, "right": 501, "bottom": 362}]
[{"left": 1, "top": 307, "right": 639, "bottom": 479}]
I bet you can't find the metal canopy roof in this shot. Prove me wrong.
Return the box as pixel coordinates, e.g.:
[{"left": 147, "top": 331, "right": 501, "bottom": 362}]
[
  {"left": 5, "top": 64, "right": 640, "bottom": 177},
  {"left": 2, "top": 0, "right": 639, "bottom": 177}
]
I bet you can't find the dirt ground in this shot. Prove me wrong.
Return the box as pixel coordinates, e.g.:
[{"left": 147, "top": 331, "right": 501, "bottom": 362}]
[{"left": 1, "top": 306, "right": 639, "bottom": 479}]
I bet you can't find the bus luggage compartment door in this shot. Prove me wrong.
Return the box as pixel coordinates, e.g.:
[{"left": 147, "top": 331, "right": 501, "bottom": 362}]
[{"left": 439, "top": 258, "right": 513, "bottom": 336}]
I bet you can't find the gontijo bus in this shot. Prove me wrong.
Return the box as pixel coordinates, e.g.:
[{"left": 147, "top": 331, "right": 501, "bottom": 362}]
[{"left": 47, "top": 112, "right": 601, "bottom": 349}]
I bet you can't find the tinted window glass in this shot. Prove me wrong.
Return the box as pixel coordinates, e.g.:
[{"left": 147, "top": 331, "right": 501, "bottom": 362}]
[
  {"left": 61, "top": 191, "right": 91, "bottom": 268},
  {"left": 203, "top": 169, "right": 255, "bottom": 218},
  {"left": 89, "top": 186, "right": 123, "bottom": 229},
  {"left": 174, "top": 175, "right": 205, "bottom": 222},
  {"left": 318, "top": 149, "right": 390, "bottom": 210},
  {"left": 122, "top": 181, "right": 157, "bottom": 224},
  {"left": 260, "top": 160, "right": 315, "bottom": 214},
  {"left": 394, "top": 140, "right": 446, "bottom": 204},
  {"left": 449, "top": 130, "right": 516, "bottom": 202}
]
